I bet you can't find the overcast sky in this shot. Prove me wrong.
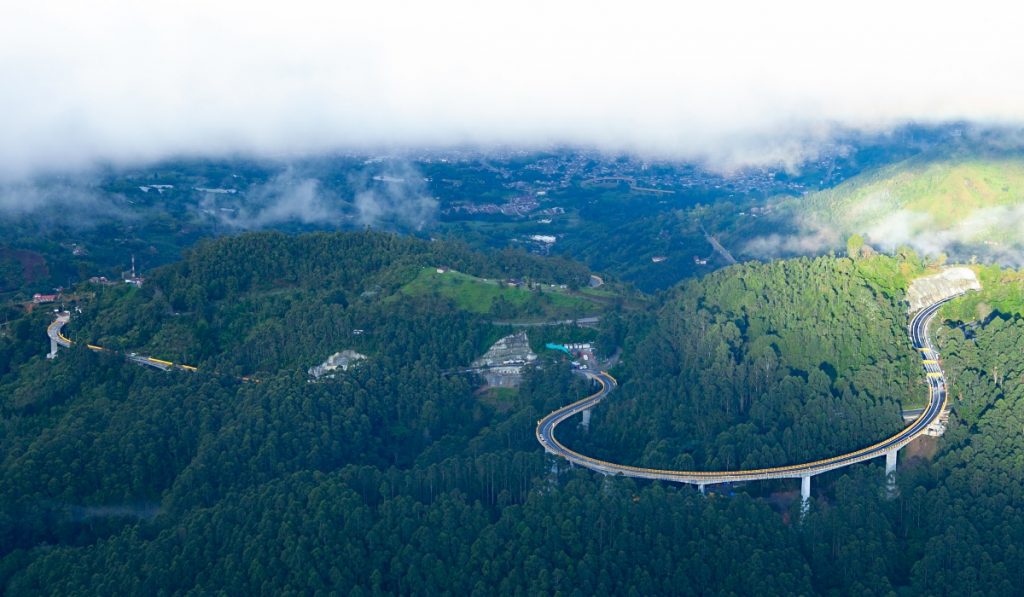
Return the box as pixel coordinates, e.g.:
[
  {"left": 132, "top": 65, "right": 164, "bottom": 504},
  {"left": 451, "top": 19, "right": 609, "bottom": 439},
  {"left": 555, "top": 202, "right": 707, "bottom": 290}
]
[{"left": 3, "top": 0, "right": 1024, "bottom": 178}]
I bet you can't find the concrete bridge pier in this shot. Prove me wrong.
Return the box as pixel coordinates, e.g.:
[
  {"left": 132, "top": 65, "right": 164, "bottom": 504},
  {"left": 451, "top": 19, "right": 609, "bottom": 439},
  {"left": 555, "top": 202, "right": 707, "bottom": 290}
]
[
  {"left": 800, "top": 476, "right": 812, "bottom": 515},
  {"left": 698, "top": 483, "right": 706, "bottom": 495},
  {"left": 885, "top": 449, "right": 899, "bottom": 497},
  {"left": 581, "top": 408, "right": 591, "bottom": 430}
]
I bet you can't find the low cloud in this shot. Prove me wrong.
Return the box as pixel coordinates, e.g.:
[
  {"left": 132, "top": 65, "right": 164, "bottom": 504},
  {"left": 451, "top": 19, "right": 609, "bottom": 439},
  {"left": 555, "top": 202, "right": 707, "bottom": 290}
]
[
  {"left": 865, "top": 205, "right": 1024, "bottom": 266},
  {"left": 203, "top": 163, "right": 437, "bottom": 232},
  {"left": 0, "top": 180, "right": 126, "bottom": 227},
  {"left": 351, "top": 163, "right": 438, "bottom": 231},
  {"left": 744, "top": 203, "right": 1024, "bottom": 266},
  {"left": 203, "top": 170, "right": 340, "bottom": 229},
  {"left": 742, "top": 219, "right": 840, "bottom": 258}
]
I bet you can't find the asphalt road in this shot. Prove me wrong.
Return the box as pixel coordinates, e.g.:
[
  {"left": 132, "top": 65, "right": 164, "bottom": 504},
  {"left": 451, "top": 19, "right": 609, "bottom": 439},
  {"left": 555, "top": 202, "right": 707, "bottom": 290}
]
[
  {"left": 47, "top": 313, "right": 72, "bottom": 348},
  {"left": 46, "top": 313, "right": 197, "bottom": 373}
]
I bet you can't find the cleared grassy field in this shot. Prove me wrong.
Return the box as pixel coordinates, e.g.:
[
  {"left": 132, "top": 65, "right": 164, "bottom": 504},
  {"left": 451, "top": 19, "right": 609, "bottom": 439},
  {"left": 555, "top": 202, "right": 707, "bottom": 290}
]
[{"left": 397, "top": 267, "right": 600, "bottom": 317}]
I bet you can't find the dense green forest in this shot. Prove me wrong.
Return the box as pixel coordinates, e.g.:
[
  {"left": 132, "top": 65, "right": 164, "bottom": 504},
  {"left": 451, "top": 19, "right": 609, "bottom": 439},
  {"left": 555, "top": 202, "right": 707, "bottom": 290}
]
[
  {"left": 3, "top": 231, "right": 1024, "bottom": 594},
  {"left": 565, "top": 254, "right": 927, "bottom": 470},
  {"left": 64, "top": 231, "right": 595, "bottom": 375}
]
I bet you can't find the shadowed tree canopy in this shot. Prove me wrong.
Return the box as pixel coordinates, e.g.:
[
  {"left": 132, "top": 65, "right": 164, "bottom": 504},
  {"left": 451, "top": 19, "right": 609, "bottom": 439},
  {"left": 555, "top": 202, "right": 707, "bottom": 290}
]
[{"left": 3, "top": 231, "right": 1024, "bottom": 595}]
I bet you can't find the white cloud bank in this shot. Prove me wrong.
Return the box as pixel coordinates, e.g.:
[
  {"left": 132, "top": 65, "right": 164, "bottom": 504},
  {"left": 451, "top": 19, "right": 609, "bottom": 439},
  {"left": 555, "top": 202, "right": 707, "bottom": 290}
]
[
  {"left": 203, "top": 170, "right": 338, "bottom": 229},
  {"left": 201, "top": 163, "right": 437, "bottom": 231},
  {"left": 743, "top": 203, "right": 1024, "bottom": 266},
  {"left": 864, "top": 205, "right": 1024, "bottom": 266},
  {"left": 2, "top": 0, "right": 1024, "bottom": 178}
]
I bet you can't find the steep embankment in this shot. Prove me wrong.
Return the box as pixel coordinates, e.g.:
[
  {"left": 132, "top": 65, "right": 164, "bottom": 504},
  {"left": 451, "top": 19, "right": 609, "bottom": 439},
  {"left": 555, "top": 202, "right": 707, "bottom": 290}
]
[{"left": 906, "top": 267, "right": 982, "bottom": 313}]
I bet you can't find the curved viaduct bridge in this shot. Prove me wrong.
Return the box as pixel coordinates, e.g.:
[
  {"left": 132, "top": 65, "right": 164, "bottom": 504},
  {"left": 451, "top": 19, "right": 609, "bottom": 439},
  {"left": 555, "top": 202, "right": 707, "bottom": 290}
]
[
  {"left": 537, "top": 294, "right": 963, "bottom": 507},
  {"left": 47, "top": 313, "right": 198, "bottom": 372}
]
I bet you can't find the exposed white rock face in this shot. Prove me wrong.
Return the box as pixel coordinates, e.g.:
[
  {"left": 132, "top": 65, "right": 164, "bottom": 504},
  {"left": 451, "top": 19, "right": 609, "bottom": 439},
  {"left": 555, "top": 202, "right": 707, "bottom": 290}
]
[
  {"left": 906, "top": 267, "right": 982, "bottom": 314},
  {"left": 472, "top": 332, "right": 537, "bottom": 368},
  {"left": 309, "top": 350, "right": 368, "bottom": 379},
  {"left": 472, "top": 331, "right": 537, "bottom": 387}
]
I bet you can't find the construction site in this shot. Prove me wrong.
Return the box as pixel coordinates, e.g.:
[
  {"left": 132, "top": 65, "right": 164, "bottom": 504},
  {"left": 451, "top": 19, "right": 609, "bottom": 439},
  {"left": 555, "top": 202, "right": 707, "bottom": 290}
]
[{"left": 471, "top": 331, "right": 537, "bottom": 387}]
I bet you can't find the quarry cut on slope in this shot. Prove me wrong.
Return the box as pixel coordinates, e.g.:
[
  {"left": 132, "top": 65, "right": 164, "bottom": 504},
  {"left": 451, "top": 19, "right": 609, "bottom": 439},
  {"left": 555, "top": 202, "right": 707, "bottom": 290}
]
[{"left": 905, "top": 267, "right": 981, "bottom": 314}]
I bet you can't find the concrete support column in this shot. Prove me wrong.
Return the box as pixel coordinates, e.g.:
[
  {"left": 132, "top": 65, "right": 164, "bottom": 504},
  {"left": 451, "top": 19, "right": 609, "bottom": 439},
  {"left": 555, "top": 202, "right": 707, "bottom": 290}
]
[
  {"left": 885, "top": 449, "right": 898, "bottom": 478},
  {"left": 698, "top": 484, "right": 706, "bottom": 495},
  {"left": 581, "top": 408, "right": 591, "bottom": 430},
  {"left": 885, "top": 449, "right": 899, "bottom": 498},
  {"left": 800, "top": 476, "right": 811, "bottom": 515}
]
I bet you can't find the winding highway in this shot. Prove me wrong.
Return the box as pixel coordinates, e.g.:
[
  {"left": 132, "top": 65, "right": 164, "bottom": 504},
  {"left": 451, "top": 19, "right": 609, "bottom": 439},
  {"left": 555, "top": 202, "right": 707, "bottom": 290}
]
[
  {"left": 47, "top": 312, "right": 199, "bottom": 372},
  {"left": 46, "top": 313, "right": 73, "bottom": 351},
  {"left": 536, "top": 294, "right": 960, "bottom": 485}
]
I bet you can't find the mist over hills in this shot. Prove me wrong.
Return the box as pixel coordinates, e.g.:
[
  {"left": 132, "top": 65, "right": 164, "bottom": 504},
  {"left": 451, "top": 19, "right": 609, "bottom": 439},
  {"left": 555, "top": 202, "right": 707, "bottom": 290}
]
[
  {"left": 744, "top": 148, "right": 1024, "bottom": 266},
  {"left": 8, "top": 1, "right": 1024, "bottom": 593},
  {"left": 7, "top": 122, "right": 1024, "bottom": 298}
]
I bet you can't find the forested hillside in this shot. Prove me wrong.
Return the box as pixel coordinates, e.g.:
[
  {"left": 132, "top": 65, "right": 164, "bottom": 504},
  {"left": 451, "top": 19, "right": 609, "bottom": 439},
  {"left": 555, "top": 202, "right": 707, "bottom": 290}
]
[
  {"left": 63, "top": 231, "right": 595, "bottom": 376},
  {"left": 564, "top": 254, "right": 926, "bottom": 470},
  {"left": 3, "top": 231, "right": 1024, "bottom": 594}
]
